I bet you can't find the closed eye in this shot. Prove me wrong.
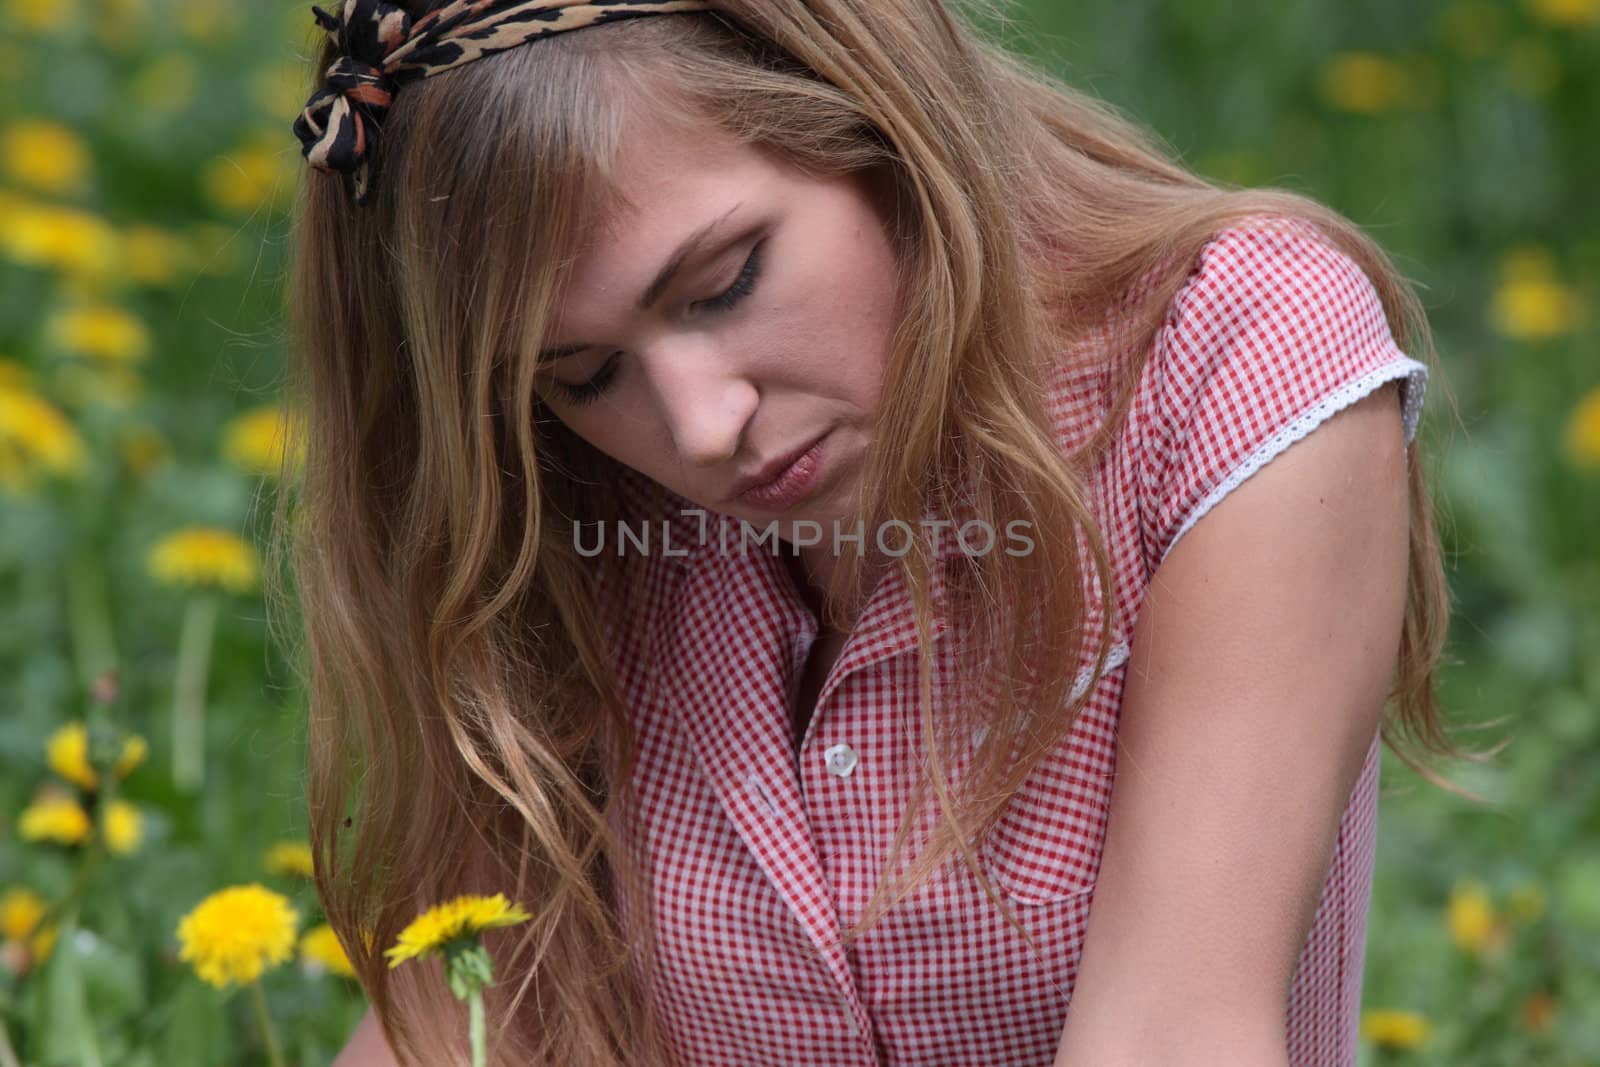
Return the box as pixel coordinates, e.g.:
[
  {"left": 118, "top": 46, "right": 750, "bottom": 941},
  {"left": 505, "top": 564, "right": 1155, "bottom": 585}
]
[{"left": 552, "top": 238, "right": 768, "bottom": 409}]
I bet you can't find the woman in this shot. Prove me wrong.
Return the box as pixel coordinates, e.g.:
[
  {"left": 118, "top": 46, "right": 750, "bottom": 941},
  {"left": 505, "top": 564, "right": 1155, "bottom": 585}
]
[{"left": 277, "top": 1, "right": 1482, "bottom": 1064}]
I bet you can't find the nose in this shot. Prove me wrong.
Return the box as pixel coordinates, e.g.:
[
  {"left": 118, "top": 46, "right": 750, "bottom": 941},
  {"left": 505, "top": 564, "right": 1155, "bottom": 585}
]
[{"left": 646, "top": 336, "right": 758, "bottom": 471}]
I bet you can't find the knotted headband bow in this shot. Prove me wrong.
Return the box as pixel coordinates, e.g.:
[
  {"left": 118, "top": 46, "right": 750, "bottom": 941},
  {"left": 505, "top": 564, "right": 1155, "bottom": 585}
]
[{"left": 293, "top": 0, "right": 718, "bottom": 206}]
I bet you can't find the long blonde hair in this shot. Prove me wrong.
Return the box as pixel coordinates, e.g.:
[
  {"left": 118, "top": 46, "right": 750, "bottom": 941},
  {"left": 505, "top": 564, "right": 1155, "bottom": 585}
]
[{"left": 270, "top": 2, "right": 1490, "bottom": 1063}]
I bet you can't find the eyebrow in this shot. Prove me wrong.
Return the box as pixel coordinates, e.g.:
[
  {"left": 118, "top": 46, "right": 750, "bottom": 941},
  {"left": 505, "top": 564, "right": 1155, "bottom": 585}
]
[{"left": 538, "top": 202, "right": 747, "bottom": 365}]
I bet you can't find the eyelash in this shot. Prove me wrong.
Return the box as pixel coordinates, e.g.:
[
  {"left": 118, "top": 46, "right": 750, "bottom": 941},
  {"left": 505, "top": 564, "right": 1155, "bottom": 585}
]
[{"left": 554, "top": 239, "right": 767, "bottom": 408}]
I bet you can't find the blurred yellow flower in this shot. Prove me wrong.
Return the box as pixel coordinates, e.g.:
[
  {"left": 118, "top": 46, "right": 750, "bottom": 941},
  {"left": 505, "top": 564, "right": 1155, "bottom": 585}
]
[
  {"left": 176, "top": 884, "right": 299, "bottom": 989},
  {"left": 1447, "top": 879, "right": 1509, "bottom": 956},
  {"left": 0, "top": 357, "right": 31, "bottom": 389},
  {"left": 176, "top": 0, "right": 238, "bottom": 42},
  {"left": 4, "top": 0, "right": 78, "bottom": 34},
  {"left": 201, "top": 141, "right": 295, "bottom": 217},
  {"left": 1526, "top": 0, "right": 1600, "bottom": 26},
  {"left": 1319, "top": 52, "right": 1408, "bottom": 114},
  {"left": 120, "top": 224, "right": 189, "bottom": 286},
  {"left": 147, "top": 527, "right": 261, "bottom": 594},
  {"left": 46, "top": 721, "right": 97, "bottom": 790},
  {"left": 46, "top": 303, "right": 150, "bottom": 363},
  {"left": 223, "top": 405, "right": 307, "bottom": 477},
  {"left": 0, "top": 887, "right": 57, "bottom": 967},
  {"left": 253, "top": 61, "right": 313, "bottom": 123},
  {"left": 300, "top": 922, "right": 357, "bottom": 978},
  {"left": 54, "top": 362, "right": 145, "bottom": 411},
  {"left": 118, "top": 422, "right": 171, "bottom": 477},
  {"left": 102, "top": 799, "right": 144, "bottom": 855},
  {"left": 0, "top": 887, "right": 46, "bottom": 942},
  {"left": 1, "top": 119, "right": 91, "bottom": 196},
  {"left": 18, "top": 793, "right": 92, "bottom": 846},
  {"left": 1521, "top": 990, "right": 1559, "bottom": 1033},
  {"left": 0, "top": 201, "right": 120, "bottom": 279},
  {"left": 186, "top": 222, "right": 240, "bottom": 277},
  {"left": 129, "top": 53, "right": 200, "bottom": 116},
  {"left": 1361, "top": 1009, "right": 1431, "bottom": 1049},
  {"left": 1491, "top": 277, "right": 1584, "bottom": 339},
  {"left": 1439, "top": 1, "right": 1507, "bottom": 59},
  {"left": 90, "top": 0, "right": 146, "bottom": 51},
  {"left": 0, "top": 383, "right": 87, "bottom": 491},
  {"left": 1563, "top": 388, "right": 1600, "bottom": 470},
  {"left": 1506, "top": 39, "right": 1562, "bottom": 97},
  {"left": 264, "top": 840, "right": 315, "bottom": 880},
  {"left": 386, "top": 893, "right": 532, "bottom": 967},
  {"left": 1490, "top": 247, "right": 1584, "bottom": 340}
]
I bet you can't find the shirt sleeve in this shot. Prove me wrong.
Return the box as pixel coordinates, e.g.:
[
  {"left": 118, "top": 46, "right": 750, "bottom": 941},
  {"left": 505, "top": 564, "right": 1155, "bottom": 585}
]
[{"left": 1135, "top": 218, "right": 1429, "bottom": 572}]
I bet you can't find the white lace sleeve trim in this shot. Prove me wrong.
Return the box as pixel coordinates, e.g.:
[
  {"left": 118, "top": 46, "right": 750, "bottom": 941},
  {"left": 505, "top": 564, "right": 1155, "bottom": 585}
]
[{"left": 1158, "top": 356, "right": 1429, "bottom": 568}]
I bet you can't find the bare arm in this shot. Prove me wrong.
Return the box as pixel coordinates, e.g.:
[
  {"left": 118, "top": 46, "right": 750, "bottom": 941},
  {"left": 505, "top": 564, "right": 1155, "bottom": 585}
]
[
  {"left": 332, "top": 1007, "right": 400, "bottom": 1067},
  {"left": 1052, "top": 384, "right": 1411, "bottom": 1065}
]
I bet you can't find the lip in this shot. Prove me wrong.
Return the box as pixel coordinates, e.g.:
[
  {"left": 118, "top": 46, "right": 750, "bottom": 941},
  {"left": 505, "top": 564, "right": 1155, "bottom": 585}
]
[{"left": 728, "top": 431, "right": 830, "bottom": 511}]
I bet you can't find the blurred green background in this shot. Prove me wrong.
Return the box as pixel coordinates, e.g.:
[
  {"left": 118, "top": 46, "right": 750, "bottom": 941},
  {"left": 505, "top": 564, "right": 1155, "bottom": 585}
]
[{"left": 0, "top": 0, "right": 1595, "bottom": 1064}]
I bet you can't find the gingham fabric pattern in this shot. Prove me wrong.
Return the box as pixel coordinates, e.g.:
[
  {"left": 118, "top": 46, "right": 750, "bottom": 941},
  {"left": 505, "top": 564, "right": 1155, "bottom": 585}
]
[{"left": 587, "top": 215, "right": 1428, "bottom": 1066}]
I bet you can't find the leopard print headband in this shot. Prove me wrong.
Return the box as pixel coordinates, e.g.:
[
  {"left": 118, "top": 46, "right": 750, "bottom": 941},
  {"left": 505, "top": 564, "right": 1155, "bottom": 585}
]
[{"left": 293, "top": 0, "right": 718, "bottom": 205}]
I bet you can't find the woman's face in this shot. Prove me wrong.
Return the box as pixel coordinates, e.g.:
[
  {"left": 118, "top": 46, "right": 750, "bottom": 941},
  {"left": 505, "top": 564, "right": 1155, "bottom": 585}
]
[{"left": 534, "top": 113, "right": 903, "bottom": 554}]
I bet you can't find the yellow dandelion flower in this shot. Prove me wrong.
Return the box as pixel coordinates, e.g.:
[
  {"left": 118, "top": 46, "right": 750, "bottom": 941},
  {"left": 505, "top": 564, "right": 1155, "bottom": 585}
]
[
  {"left": 0, "top": 384, "right": 87, "bottom": 489},
  {"left": 44, "top": 721, "right": 147, "bottom": 791},
  {"left": 46, "top": 303, "right": 150, "bottom": 363},
  {"left": 1319, "top": 52, "right": 1408, "bottom": 114},
  {"left": 1, "top": 120, "right": 90, "bottom": 195},
  {"left": 385, "top": 893, "right": 532, "bottom": 967},
  {"left": 1521, "top": 990, "right": 1558, "bottom": 1033},
  {"left": 0, "top": 201, "right": 121, "bottom": 278},
  {"left": 1526, "top": 0, "right": 1600, "bottom": 26},
  {"left": 175, "top": 884, "right": 299, "bottom": 989},
  {"left": 147, "top": 527, "right": 260, "bottom": 594},
  {"left": 1447, "top": 879, "right": 1504, "bottom": 956},
  {"left": 6, "top": 0, "right": 79, "bottom": 32},
  {"left": 0, "top": 887, "right": 47, "bottom": 942},
  {"left": 1563, "top": 388, "right": 1600, "bottom": 470},
  {"left": 222, "top": 405, "right": 307, "bottom": 477},
  {"left": 113, "top": 733, "right": 148, "bottom": 778},
  {"left": 201, "top": 141, "right": 295, "bottom": 217},
  {"left": 18, "top": 793, "right": 92, "bottom": 846},
  {"left": 0, "top": 887, "right": 56, "bottom": 969},
  {"left": 120, "top": 224, "right": 188, "bottom": 286},
  {"left": 264, "top": 841, "right": 315, "bottom": 880},
  {"left": 1361, "top": 1009, "right": 1431, "bottom": 1049},
  {"left": 45, "top": 721, "right": 98, "bottom": 790},
  {"left": 300, "top": 923, "right": 357, "bottom": 978},
  {"left": 1491, "top": 277, "right": 1584, "bottom": 339},
  {"left": 102, "top": 799, "right": 143, "bottom": 855}
]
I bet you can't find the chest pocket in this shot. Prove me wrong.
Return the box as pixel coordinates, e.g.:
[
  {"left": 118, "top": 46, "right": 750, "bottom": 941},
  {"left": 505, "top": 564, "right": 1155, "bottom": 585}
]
[{"left": 976, "top": 663, "right": 1126, "bottom": 905}]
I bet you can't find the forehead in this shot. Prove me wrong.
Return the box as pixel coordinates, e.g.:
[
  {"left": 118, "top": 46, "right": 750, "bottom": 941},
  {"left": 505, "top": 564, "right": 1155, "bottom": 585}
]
[{"left": 564, "top": 118, "right": 781, "bottom": 282}]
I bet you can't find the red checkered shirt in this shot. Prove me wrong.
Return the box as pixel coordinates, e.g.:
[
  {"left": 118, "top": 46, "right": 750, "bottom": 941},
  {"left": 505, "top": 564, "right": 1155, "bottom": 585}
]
[{"left": 588, "top": 216, "right": 1429, "bottom": 1066}]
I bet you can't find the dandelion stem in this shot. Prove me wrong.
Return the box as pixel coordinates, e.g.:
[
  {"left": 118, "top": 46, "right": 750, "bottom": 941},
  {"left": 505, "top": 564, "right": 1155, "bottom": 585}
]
[
  {"left": 66, "top": 550, "right": 117, "bottom": 691},
  {"left": 469, "top": 986, "right": 486, "bottom": 1067},
  {"left": 250, "top": 981, "right": 287, "bottom": 1067},
  {"left": 171, "top": 593, "right": 219, "bottom": 791},
  {"left": 0, "top": 1017, "right": 21, "bottom": 1067}
]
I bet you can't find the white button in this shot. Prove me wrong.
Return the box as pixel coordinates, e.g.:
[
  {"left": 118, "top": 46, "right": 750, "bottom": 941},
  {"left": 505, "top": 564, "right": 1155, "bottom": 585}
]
[{"left": 824, "top": 743, "right": 858, "bottom": 778}]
